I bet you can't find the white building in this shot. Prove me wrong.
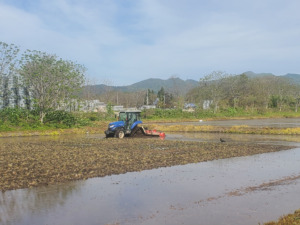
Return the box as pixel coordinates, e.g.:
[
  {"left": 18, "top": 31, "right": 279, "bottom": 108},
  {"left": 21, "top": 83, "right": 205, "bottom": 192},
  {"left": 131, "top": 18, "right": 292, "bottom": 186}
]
[
  {"left": 140, "top": 105, "right": 156, "bottom": 110},
  {"left": 0, "top": 75, "right": 30, "bottom": 109}
]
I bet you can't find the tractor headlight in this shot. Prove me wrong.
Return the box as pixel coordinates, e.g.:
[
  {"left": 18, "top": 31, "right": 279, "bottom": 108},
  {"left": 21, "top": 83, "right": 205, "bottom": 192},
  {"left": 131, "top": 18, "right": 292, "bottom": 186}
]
[{"left": 109, "top": 125, "right": 115, "bottom": 129}]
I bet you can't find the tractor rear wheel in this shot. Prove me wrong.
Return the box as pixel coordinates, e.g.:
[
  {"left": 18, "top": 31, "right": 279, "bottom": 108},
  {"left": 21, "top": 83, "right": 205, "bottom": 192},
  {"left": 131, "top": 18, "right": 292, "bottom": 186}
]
[
  {"left": 105, "top": 133, "right": 114, "bottom": 138},
  {"left": 130, "top": 126, "right": 141, "bottom": 137},
  {"left": 115, "top": 129, "right": 125, "bottom": 139}
]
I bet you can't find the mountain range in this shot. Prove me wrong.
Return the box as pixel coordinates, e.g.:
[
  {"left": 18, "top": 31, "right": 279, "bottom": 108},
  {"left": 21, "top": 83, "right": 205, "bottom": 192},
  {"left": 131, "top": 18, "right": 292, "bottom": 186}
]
[
  {"left": 243, "top": 71, "right": 300, "bottom": 84},
  {"left": 88, "top": 72, "right": 300, "bottom": 95},
  {"left": 89, "top": 77, "right": 199, "bottom": 95}
]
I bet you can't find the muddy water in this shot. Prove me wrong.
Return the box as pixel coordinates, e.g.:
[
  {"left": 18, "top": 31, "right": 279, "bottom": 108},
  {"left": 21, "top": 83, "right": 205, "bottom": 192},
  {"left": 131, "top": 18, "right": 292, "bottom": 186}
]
[
  {"left": 1, "top": 144, "right": 300, "bottom": 225},
  {"left": 166, "top": 132, "right": 300, "bottom": 146},
  {"left": 161, "top": 117, "right": 300, "bottom": 128}
]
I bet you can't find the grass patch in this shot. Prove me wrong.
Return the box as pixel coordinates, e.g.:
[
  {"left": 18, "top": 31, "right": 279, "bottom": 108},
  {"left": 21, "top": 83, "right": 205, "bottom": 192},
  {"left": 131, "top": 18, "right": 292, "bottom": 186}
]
[{"left": 264, "top": 209, "right": 300, "bottom": 225}]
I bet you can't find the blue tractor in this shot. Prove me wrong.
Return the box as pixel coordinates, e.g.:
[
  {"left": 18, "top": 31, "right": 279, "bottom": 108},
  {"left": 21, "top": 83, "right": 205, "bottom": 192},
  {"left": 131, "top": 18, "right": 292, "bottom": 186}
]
[
  {"left": 105, "top": 110, "right": 143, "bottom": 138},
  {"left": 104, "top": 110, "right": 166, "bottom": 139}
]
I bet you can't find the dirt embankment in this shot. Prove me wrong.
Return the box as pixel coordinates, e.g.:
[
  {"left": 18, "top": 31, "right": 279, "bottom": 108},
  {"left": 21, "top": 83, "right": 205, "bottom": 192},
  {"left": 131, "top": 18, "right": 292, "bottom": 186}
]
[{"left": 0, "top": 137, "right": 294, "bottom": 191}]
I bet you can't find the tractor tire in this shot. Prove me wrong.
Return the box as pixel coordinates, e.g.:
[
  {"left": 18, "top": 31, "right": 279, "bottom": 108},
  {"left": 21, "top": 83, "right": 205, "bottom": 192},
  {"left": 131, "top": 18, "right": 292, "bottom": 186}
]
[
  {"left": 130, "top": 126, "right": 141, "bottom": 137},
  {"left": 115, "top": 129, "right": 125, "bottom": 139},
  {"left": 105, "top": 133, "right": 114, "bottom": 138}
]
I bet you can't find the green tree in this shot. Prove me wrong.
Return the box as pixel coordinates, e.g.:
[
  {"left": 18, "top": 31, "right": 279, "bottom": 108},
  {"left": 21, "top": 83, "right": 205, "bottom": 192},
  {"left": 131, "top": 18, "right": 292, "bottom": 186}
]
[
  {"left": 144, "top": 89, "right": 156, "bottom": 105},
  {"left": 19, "top": 50, "right": 85, "bottom": 123},
  {"left": 157, "top": 87, "right": 165, "bottom": 108},
  {"left": 290, "top": 84, "right": 300, "bottom": 112}
]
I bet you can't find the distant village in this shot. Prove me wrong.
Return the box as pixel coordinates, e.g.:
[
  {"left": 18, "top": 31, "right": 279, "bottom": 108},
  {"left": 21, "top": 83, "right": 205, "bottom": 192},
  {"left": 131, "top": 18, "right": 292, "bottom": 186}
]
[{"left": 0, "top": 74, "right": 212, "bottom": 113}]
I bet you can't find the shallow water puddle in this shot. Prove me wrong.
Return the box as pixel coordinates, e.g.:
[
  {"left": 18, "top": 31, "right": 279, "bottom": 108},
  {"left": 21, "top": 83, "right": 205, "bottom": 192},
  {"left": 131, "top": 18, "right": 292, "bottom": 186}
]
[
  {"left": 1, "top": 147, "right": 300, "bottom": 225},
  {"left": 166, "top": 132, "right": 300, "bottom": 145},
  {"left": 162, "top": 117, "right": 300, "bottom": 128}
]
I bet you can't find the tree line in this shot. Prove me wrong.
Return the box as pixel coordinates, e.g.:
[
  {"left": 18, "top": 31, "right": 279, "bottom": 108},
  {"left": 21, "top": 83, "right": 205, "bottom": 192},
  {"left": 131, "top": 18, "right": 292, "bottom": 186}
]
[
  {"left": 186, "top": 71, "right": 300, "bottom": 113},
  {"left": 88, "top": 86, "right": 177, "bottom": 109},
  {"left": 94, "top": 71, "right": 300, "bottom": 115}
]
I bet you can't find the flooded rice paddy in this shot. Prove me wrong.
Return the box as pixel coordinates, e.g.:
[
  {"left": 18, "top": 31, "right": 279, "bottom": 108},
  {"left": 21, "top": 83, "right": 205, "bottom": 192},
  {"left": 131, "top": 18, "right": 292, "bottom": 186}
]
[
  {"left": 1, "top": 147, "right": 300, "bottom": 225},
  {"left": 1, "top": 118, "right": 300, "bottom": 225},
  {"left": 166, "top": 132, "right": 300, "bottom": 146},
  {"left": 163, "top": 117, "right": 300, "bottom": 128}
]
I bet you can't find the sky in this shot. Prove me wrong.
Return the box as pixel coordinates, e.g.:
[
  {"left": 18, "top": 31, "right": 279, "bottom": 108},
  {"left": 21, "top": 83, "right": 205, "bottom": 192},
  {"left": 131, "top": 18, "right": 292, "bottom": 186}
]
[{"left": 0, "top": 0, "right": 299, "bottom": 85}]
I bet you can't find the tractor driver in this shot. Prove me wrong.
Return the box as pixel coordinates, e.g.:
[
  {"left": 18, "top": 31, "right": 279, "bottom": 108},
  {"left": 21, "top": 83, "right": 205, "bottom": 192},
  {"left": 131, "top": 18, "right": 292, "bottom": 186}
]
[
  {"left": 126, "top": 113, "right": 137, "bottom": 130},
  {"left": 119, "top": 112, "right": 126, "bottom": 122}
]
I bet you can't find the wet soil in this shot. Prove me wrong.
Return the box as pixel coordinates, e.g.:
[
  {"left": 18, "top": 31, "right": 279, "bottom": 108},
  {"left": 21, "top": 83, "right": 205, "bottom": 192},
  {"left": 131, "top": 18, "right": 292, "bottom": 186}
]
[
  {"left": 166, "top": 132, "right": 300, "bottom": 146},
  {"left": 158, "top": 117, "right": 300, "bottom": 128},
  {"left": 0, "top": 137, "right": 294, "bottom": 191},
  {"left": 146, "top": 117, "right": 300, "bottom": 135},
  {"left": 2, "top": 147, "right": 300, "bottom": 225}
]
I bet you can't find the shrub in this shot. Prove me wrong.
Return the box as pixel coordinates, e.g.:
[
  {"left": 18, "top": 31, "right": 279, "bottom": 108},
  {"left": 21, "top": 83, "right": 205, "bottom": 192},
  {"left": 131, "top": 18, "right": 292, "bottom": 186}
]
[{"left": 44, "top": 110, "right": 76, "bottom": 128}]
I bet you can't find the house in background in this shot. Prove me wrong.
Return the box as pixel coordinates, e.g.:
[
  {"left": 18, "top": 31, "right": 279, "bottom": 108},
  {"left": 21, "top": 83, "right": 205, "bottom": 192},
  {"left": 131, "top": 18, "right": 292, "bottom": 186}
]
[
  {"left": 0, "top": 75, "right": 31, "bottom": 109},
  {"left": 183, "top": 103, "right": 196, "bottom": 112}
]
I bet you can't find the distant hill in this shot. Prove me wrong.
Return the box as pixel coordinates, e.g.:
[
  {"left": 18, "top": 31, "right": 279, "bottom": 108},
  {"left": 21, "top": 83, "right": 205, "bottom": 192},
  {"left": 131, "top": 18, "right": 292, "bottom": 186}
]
[
  {"left": 85, "top": 72, "right": 300, "bottom": 97},
  {"left": 284, "top": 73, "right": 300, "bottom": 84},
  {"left": 243, "top": 71, "right": 300, "bottom": 84},
  {"left": 243, "top": 71, "right": 274, "bottom": 78},
  {"left": 90, "top": 77, "right": 199, "bottom": 95}
]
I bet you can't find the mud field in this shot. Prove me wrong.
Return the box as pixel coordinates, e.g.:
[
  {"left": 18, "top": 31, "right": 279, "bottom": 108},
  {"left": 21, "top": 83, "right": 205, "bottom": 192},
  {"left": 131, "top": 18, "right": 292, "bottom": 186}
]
[
  {"left": 1, "top": 117, "right": 300, "bottom": 225},
  {"left": 1, "top": 142, "right": 300, "bottom": 225},
  {"left": 0, "top": 137, "right": 293, "bottom": 191}
]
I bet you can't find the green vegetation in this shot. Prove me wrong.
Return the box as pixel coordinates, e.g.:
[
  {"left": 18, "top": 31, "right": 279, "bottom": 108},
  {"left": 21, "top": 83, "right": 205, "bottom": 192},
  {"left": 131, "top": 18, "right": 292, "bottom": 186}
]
[
  {"left": 19, "top": 50, "right": 86, "bottom": 123},
  {"left": 264, "top": 209, "right": 300, "bottom": 225},
  {"left": 0, "top": 42, "right": 86, "bottom": 126},
  {"left": 91, "top": 71, "right": 300, "bottom": 112},
  {"left": 186, "top": 71, "right": 300, "bottom": 114},
  {"left": 0, "top": 108, "right": 116, "bottom": 132},
  {"left": 141, "top": 108, "right": 300, "bottom": 120},
  {"left": 0, "top": 107, "right": 299, "bottom": 133}
]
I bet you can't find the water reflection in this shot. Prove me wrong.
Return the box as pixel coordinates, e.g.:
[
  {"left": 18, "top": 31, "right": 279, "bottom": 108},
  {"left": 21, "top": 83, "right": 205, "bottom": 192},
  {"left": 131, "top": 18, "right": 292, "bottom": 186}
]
[
  {"left": 0, "top": 181, "right": 84, "bottom": 225},
  {"left": 160, "top": 117, "right": 300, "bottom": 128},
  {"left": 1, "top": 148, "right": 300, "bottom": 225},
  {"left": 166, "top": 132, "right": 300, "bottom": 145}
]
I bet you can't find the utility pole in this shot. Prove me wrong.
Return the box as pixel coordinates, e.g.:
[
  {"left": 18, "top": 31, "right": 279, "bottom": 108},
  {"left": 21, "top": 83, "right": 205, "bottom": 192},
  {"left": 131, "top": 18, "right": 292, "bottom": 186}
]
[{"left": 146, "top": 89, "right": 149, "bottom": 105}]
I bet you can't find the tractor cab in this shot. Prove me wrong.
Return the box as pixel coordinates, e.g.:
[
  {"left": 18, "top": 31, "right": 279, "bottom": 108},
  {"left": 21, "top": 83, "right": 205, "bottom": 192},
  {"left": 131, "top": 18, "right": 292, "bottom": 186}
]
[{"left": 118, "top": 111, "right": 141, "bottom": 130}]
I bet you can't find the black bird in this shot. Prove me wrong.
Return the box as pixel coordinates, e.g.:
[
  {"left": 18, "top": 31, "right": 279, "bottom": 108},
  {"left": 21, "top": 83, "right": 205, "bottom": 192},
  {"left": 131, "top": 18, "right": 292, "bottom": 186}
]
[{"left": 220, "top": 138, "right": 226, "bottom": 142}]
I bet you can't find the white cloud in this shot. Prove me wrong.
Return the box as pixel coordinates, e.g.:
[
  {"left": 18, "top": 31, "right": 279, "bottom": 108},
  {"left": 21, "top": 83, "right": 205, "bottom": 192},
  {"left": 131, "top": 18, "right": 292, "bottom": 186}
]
[{"left": 0, "top": 0, "right": 300, "bottom": 85}]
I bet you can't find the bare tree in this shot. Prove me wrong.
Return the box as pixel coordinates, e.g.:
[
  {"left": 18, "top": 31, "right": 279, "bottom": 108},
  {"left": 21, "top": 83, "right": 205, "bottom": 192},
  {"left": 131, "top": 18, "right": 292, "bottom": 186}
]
[
  {"left": 273, "top": 77, "right": 291, "bottom": 111},
  {"left": 224, "top": 74, "right": 250, "bottom": 109},
  {"left": 199, "top": 71, "right": 230, "bottom": 113},
  {"left": 251, "top": 76, "right": 273, "bottom": 109},
  {"left": 101, "top": 79, "right": 115, "bottom": 103},
  {"left": 83, "top": 77, "right": 98, "bottom": 100},
  {"left": 169, "top": 75, "right": 180, "bottom": 97},
  {"left": 291, "top": 85, "right": 300, "bottom": 112}
]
